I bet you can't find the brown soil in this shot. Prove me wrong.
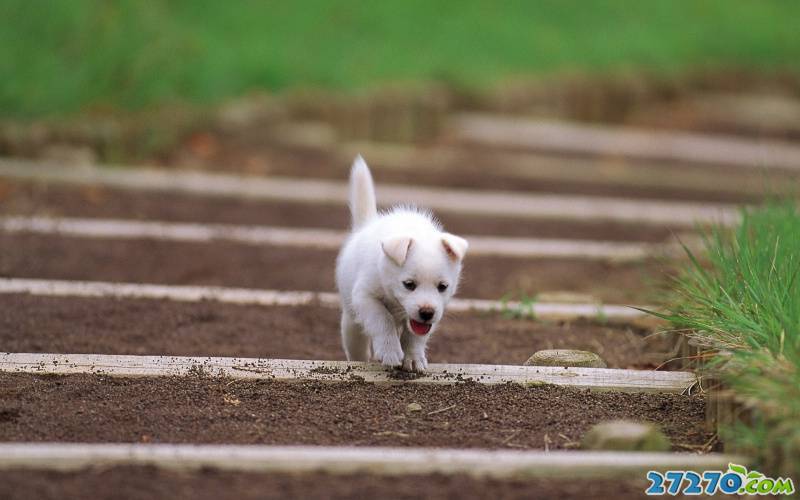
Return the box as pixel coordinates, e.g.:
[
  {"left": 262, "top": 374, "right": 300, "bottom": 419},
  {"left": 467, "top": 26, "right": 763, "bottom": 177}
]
[
  {"left": 0, "top": 294, "right": 673, "bottom": 369},
  {"left": 0, "top": 467, "right": 652, "bottom": 500},
  {"left": 0, "top": 179, "right": 681, "bottom": 242},
  {"left": 0, "top": 233, "right": 671, "bottom": 303},
  {"left": 0, "top": 373, "right": 711, "bottom": 450}
]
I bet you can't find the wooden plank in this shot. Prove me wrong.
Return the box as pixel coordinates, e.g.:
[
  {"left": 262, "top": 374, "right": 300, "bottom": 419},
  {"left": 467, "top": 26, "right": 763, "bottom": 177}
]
[
  {"left": 455, "top": 114, "right": 800, "bottom": 171},
  {"left": 0, "top": 215, "right": 677, "bottom": 260},
  {"left": 339, "top": 141, "right": 793, "bottom": 198},
  {"left": 0, "top": 278, "right": 652, "bottom": 321},
  {"left": 0, "top": 159, "right": 738, "bottom": 226},
  {"left": 0, "top": 443, "right": 746, "bottom": 478},
  {"left": 0, "top": 353, "right": 698, "bottom": 393}
]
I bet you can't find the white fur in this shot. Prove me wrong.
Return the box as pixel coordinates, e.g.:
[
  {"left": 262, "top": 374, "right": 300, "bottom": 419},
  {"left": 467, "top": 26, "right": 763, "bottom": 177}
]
[{"left": 336, "top": 156, "right": 468, "bottom": 372}]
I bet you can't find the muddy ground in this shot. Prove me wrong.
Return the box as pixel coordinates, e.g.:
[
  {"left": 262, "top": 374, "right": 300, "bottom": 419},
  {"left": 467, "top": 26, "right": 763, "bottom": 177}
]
[
  {"left": 0, "top": 294, "right": 674, "bottom": 369},
  {"left": 0, "top": 373, "right": 711, "bottom": 450},
  {"left": 0, "top": 466, "right": 653, "bottom": 500},
  {"left": 0, "top": 233, "right": 671, "bottom": 303},
  {"left": 0, "top": 180, "right": 683, "bottom": 242}
]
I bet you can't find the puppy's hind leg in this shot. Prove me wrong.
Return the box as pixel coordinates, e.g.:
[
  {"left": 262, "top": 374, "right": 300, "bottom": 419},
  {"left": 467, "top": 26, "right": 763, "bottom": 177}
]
[{"left": 341, "top": 311, "right": 370, "bottom": 361}]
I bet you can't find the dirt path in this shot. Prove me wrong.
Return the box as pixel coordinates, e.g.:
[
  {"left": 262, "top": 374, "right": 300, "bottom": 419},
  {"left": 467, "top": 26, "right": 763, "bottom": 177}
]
[
  {"left": 0, "top": 91, "right": 766, "bottom": 496},
  {"left": 0, "top": 467, "right": 651, "bottom": 500},
  {"left": 0, "top": 294, "right": 671, "bottom": 368},
  {"left": 0, "top": 233, "right": 670, "bottom": 303},
  {"left": 0, "top": 373, "right": 710, "bottom": 450}
]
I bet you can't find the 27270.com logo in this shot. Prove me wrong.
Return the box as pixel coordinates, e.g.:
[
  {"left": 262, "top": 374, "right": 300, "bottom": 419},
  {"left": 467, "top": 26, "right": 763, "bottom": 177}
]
[{"left": 646, "top": 463, "right": 794, "bottom": 496}]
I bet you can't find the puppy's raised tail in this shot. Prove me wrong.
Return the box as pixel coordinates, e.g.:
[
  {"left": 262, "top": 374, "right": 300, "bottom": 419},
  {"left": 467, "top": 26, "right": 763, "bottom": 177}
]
[{"left": 349, "top": 155, "right": 378, "bottom": 229}]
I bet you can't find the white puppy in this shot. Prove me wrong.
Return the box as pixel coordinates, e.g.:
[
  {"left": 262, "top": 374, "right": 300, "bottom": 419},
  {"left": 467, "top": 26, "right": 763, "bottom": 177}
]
[{"left": 336, "top": 156, "right": 468, "bottom": 372}]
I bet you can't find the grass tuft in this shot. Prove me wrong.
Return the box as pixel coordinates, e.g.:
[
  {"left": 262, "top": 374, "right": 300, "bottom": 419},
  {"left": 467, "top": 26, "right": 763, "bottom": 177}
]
[{"left": 658, "top": 202, "right": 800, "bottom": 476}]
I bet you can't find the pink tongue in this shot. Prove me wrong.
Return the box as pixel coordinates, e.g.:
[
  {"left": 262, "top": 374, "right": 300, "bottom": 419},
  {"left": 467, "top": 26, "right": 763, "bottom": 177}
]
[{"left": 410, "top": 319, "right": 432, "bottom": 335}]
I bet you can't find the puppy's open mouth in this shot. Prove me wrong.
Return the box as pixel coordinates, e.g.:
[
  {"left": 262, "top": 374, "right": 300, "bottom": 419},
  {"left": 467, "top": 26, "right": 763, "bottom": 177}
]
[{"left": 409, "top": 319, "right": 432, "bottom": 336}]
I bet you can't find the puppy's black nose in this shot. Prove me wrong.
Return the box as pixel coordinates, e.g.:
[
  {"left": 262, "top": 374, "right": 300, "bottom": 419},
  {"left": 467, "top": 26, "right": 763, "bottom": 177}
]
[{"left": 418, "top": 307, "right": 435, "bottom": 322}]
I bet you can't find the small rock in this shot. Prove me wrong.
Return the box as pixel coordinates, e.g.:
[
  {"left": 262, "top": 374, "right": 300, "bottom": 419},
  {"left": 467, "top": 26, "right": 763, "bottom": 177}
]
[
  {"left": 524, "top": 349, "right": 607, "bottom": 368},
  {"left": 222, "top": 394, "right": 241, "bottom": 406},
  {"left": 406, "top": 402, "right": 422, "bottom": 412},
  {"left": 581, "top": 420, "right": 670, "bottom": 452}
]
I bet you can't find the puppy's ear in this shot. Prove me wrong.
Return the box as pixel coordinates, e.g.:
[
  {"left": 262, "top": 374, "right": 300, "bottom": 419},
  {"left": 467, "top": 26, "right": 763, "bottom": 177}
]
[
  {"left": 441, "top": 233, "right": 468, "bottom": 262},
  {"left": 381, "top": 235, "right": 414, "bottom": 266}
]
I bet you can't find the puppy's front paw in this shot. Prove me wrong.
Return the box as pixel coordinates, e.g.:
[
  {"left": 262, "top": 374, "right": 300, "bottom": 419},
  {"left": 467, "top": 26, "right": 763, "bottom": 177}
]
[
  {"left": 373, "top": 338, "right": 404, "bottom": 367},
  {"left": 402, "top": 352, "right": 428, "bottom": 373}
]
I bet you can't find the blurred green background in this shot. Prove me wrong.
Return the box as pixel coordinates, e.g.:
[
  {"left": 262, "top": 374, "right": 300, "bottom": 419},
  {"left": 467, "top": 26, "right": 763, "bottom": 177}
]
[{"left": 2, "top": 0, "right": 800, "bottom": 119}]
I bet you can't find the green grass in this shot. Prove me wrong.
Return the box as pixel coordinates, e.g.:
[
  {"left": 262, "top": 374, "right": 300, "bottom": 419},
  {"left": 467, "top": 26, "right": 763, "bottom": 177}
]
[
  {"left": 500, "top": 293, "right": 538, "bottom": 320},
  {"left": 2, "top": 0, "right": 800, "bottom": 118},
  {"left": 655, "top": 203, "right": 800, "bottom": 476}
]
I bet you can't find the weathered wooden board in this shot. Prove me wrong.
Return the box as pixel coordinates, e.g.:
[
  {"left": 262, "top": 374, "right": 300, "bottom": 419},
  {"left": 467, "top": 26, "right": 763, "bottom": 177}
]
[
  {"left": 0, "top": 443, "right": 746, "bottom": 479},
  {"left": 0, "top": 353, "right": 697, "bottom": 393},
  {"left": 0, "top": 215, "right": 673, "bottom": 260},
  {"left": 0, "top": 278, "right": 651, "bottom": 320},
  {"left": 455, "top": 113, "right": 800, "bottom": 172}
]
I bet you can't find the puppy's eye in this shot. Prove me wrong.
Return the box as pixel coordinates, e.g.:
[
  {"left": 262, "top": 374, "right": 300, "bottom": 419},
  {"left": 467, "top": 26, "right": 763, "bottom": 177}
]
[
  {"left": 402, "top": 280, "right": 417, "bottom": 291},
  {"left": 437, "top": 282, "right": 448, "bottom": 293}
]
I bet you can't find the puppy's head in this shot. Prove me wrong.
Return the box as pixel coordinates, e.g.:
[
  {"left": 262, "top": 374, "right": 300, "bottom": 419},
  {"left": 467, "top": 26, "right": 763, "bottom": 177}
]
[{"left": 379, "top": 232, "right": 468, "bottom": 336}]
